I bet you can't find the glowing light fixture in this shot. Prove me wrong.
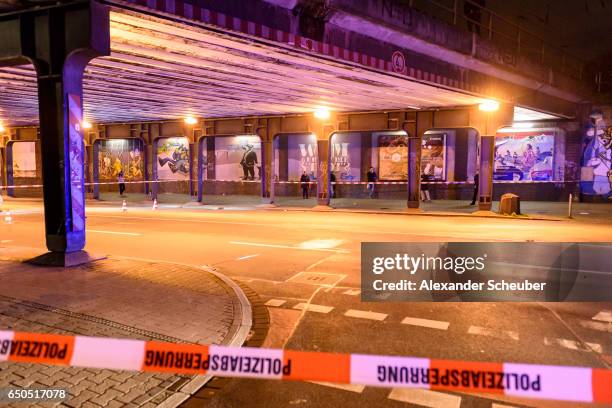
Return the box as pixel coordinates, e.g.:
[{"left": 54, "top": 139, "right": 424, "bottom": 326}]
[
  {"left": 82, "top": 120, "right": 92, "bottom": 130},
  {"left": 184, "top": 116, "right": 198, "bottom": 125},
  {"left": 0, "top": 122, "right": 5, "bottom": 133},
  {"left": 478, "top": 100, "right": 500, "bottom": 112},
  {"left": 313, "top": 107, "right": 331, "bottom": 120}
]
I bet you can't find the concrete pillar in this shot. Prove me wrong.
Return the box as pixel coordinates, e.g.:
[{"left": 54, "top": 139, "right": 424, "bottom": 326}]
[
  {"left": 260, "top": 139, "right": 274, "bottom": 205},
  {"left": 316, "top": 139, "right": 331, "bottom": 206},
  {"left": 407, "top": 134, "right": 421, "bottom": 208},
  {"left": 478, "top": 135, "right": 495, "bottom": 210}
]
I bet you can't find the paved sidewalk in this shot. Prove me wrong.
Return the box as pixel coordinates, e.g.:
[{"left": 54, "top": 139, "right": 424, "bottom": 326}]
[{"left": 0, "top": 248, "right": 251, "bottom": 407}]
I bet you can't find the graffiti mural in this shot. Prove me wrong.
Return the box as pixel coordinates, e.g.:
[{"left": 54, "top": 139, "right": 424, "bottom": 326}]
[
  {"left": 581, "top": 111, "right": 612, "bottom": 197},
  {"left": 215, "top": 135, "right": 261, "bottom": 181},
  {"left": 494, "top": 132, "right": 555, "bottom": 181},
  {"left": 97, "top": 139, "right": 144, "bottom": 181},
  {"left": 157, "top": 137, "right": 190, "bottom": 180},
  {"left": 421, "top": 133, "right": 446, "bottom": 181},
  {"left": 12, "top": 141, "right": 37, "bottom": 178},
  {"left": 378, "top": 134, "right": 408, "bottom": 180}
]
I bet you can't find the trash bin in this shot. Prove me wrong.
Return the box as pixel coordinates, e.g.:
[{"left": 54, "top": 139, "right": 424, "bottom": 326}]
[{"left": 499, "top": 193, "right": 520, "bottom": 215}]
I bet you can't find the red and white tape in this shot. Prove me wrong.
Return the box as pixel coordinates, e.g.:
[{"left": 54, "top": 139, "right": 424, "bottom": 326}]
[{"left": 0, "top": 330, "right": 609, "bottom": 403}]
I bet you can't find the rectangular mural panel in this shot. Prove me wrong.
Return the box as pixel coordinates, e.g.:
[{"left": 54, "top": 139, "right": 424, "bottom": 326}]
[
  {"left": 12, "top": 142, "right": 36, "bottom": 178},
  {"left": 157, "top": 137, "right": 190, "bottom": 180},
  {"left": 421, "top": 133, "right": 446, "bottom": 181},
  {"left": 581, "top": 116, "right": 611, "bottom": 197},
  {"left": 98, "top": 139, "right": 144, "bottom": 181},
  {"left": 331, "top": 133, "right": 361, "bottom": 182},
  {"left": 288, "top": 134, "right": 317, "bottom": 181},
  {"left": 494, "top": 132, "right": 555, "bottom": 181},
  {"left": 215, "top": 135, "right": 261, "bottom": 181},
  {"left": 378, "top": 134, "right": 408, "bottom": 180}
]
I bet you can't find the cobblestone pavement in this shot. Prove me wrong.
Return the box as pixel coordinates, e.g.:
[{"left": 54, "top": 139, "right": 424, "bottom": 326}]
[{"left": 0, "top": 254, "right": 249, "bottom": 407}]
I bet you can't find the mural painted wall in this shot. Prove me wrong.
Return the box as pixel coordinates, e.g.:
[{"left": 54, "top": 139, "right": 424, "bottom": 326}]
[
  {"left": 97, "top": 139, "right": 144, "bottom": 181},
  {"left": 330, "top": 133, "right": 361, "bottom": 181},
  {"left": 215, "top": 135, "right": 261, "bottom": 181},
  {"left": 288, "top": 133, "right": 317, "bottom": 181},
  {"left": 494, "top": 132, "right": 555, "bottom": 181},
  {"left": 581, "top": 110, "right": 612, "bottom": 198},
  {"left": 421, "top": 133, "right": 447, "bottom": 181},
  {"left": 377, "top": 133, "right": 408, "bottom": 180},
  {"left": 12, "top": 141, "right": 36, "bottom": 178},
  {"left": 157, "top": 137, "right": 190, "bottom": 180}
]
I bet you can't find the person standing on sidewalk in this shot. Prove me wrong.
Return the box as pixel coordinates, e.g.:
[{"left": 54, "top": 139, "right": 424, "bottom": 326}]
[
  {"left": 420, "top": 173, "right": 431, "bottom": 202},
  {"left": 367, "top": 167, "right": 377, "bottom": 198},
  {"left": 118, "top": 171, "right": 126, "bottom": 197},
  {"left": 470, "top": 171, "right": 479, "bottom": 205},
  {"left": 330, "top": 171, "right": 337, "bottom": 198},
  {"left": 300, "top": 171, "right": 310, "bottom": 199}
]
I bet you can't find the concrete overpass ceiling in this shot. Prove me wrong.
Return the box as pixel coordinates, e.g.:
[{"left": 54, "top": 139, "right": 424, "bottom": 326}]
[
  {"left": 513, "top": 106, "right": 561, "bottom": 122},
  {"left": 0, "top": 8, "right": 487, "bottom": 126}
]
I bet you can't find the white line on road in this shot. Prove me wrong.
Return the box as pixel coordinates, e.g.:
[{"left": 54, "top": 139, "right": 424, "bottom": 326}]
[
  {"left": 292, "top": 303, "right": 333, "bottom": 314},
  {"left": 264, "top": 299, "right": 287, "bottom": 307},
  {"left": 468, "top": 326, "right": 519, "bottom": 341},
  {"left": 309, "top": 381, "right": 365, "bottom": 393},
  {"left": 592, "top": 311, "right": 612, "bottom": 323},
  {"left": 580, "top": 320, "right": 612, "bottom": 333},
  {"left": 344, "top": 309, "right": 387, "bottom": 321},
  {"left": 544, "top": 337, "right": 603, "bottom": 353},
  {"left": 492, "top": 404, "right": 520, "bottom": 408},
  {"left": 86, "top": 229, "right": 141, "bottom": 236},
  {"left": 342, "top": 289, "right": 361, "bottom": 296},
  {"left": 388, "top": 388, "right": 461, "bottom": 408},
  {"left": 401, "top": 317, "right": 449, "bottom": 330},
  {"left": 229, "top": 241, "right": 350, "bottom": 253},
  {"left": 0, "top": 240, "right": 12, "bottom": 243},
  {"left": 237, "top": 254, "right": 259, "bottom": 261}
]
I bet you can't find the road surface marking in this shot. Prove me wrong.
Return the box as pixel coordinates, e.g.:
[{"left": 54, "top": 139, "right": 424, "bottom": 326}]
[
  {"left": 402, "top": 317, "right": 449, "bottom": 330},
  {"left": 342, "top": 289, "right": 361, "bottom": 296},
  {"left": 305, "top": 256, "right": 332, "bottom": 271},
  {"left": 237, "top": 254, "right": 259, "bottom": 260},
  {"left": 229, "top": 240, "right": 350, "bottom": 253},
  {"left": 0, "top": 240, "right": 12, "bottom": 243},
  {"left": 592, "top": 311, "right": 612, "bottom": 323},
  {"left": 309, "top": 381, "right": 365, "bottom": 393},
  {"left": 265, "top": 299, "right": 287, "bottom": 307},
  {"left": 286, "top": 271, "right": 347, "bottom": 287},
  {"left": 292, "top": 303, "right": 333, "bottom": 313},
  {"left": 492, "top": 404, "right": 520, "bottom": 408},
  {"left": 86, "top": 229, "right": 141, "bottom": 236},
  {"left": 344, "top": 309, "right": 387, "bottom": 321},
  {"left": 580, "top": 320, "right": 612, "bottom": 333},
  {"left": 468, "top": 326, "right": 519, "bottom": 341},
  {"left": 388, "top": 388, "right": 461, "bottom": 408},
  {"left": 544, "top": 337, "right": 602, "bottom": 353}
]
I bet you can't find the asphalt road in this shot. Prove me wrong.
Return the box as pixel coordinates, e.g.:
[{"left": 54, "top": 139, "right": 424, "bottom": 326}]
[{"left": 1, "top": 201, "right": 611, "bottom": 408}]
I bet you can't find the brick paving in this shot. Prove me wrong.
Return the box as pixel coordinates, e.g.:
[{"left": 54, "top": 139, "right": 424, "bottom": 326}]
[{"left": 0, "top": 255, "right": 247, "bottom": 407}]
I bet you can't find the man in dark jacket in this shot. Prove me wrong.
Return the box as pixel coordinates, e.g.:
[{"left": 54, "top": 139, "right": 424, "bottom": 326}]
[
  {"left": 470, "top": 171, "right": 479, "bottom": 205},
  {"left": 330, "top": 171, "right": 337, "bottom": 198},
  {"left": 240, "top": 144, "right": 258, "bottom": 180},
  {"left": 367, "top": 167, "right": 377, "bottom": 198},
  {"left": 300, "top": 171, "right": 310, "bottom": 199}
]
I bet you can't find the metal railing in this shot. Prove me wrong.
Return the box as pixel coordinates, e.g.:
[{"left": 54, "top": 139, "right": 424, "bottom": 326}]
[{"left": 397, "top": 0, "right": 589, "bottom": 82}]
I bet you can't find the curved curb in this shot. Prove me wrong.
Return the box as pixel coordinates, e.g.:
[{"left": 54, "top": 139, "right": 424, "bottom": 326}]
[{"left": 109, "top": 256, "right": 253, "bottom": 408}]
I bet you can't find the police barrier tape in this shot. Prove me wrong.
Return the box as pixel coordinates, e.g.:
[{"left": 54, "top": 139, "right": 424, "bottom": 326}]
[
  {"left": 0, "top": 180, "right": 578, "bottom": 189},
  {"left": 0, "top": 330, "right": 610, "bottom": 403}
]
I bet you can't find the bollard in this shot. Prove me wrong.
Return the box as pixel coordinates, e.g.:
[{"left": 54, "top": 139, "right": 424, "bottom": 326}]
[
  {"left": 152, "top": 198, "right": 158, "bottom": 210},
  {"left": 121, "top": 200, "right": 127, "bottom": 212},
  {"left": 568, "top": 193, "right": 573, "bottom": 218},
  {"left": 4, "top": 209, "right": 12, "bottom": 224}
]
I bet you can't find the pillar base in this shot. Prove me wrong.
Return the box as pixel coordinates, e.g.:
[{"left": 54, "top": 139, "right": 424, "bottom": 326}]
[
  {"left": 406, "top": 201, "right": 420, "bottom": 209},
  {"left": 404, "top": 207, "right": 424, "bottom": 214},
  {"left": 26, "top": 250, "right": 106, "bottom": 267},
  {"left": 478, "top": 202, "right": 492, "bottom": 211}
]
